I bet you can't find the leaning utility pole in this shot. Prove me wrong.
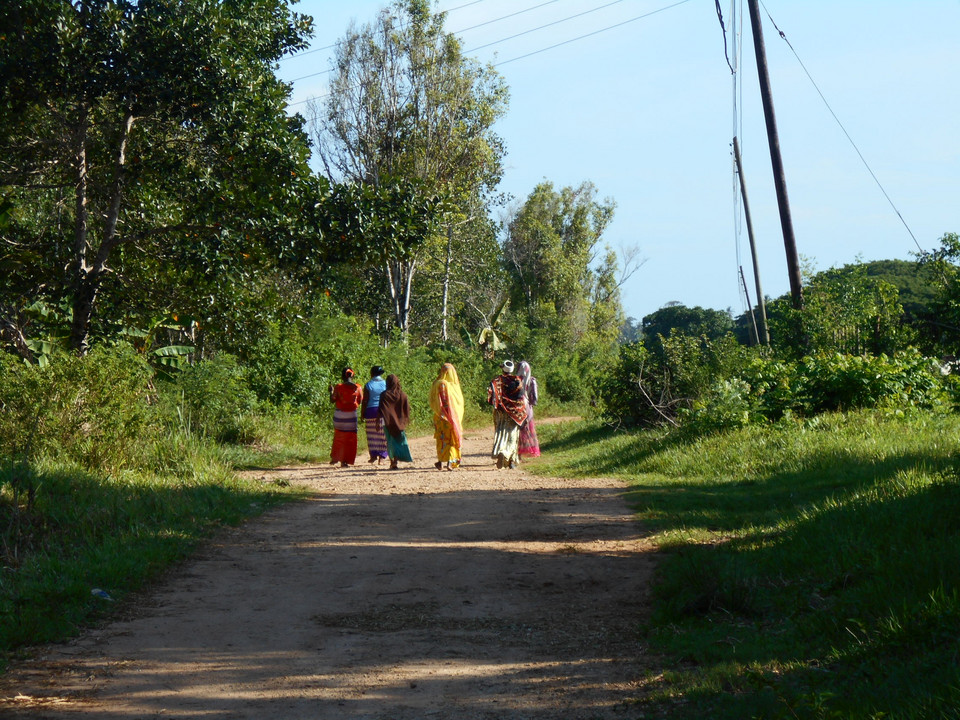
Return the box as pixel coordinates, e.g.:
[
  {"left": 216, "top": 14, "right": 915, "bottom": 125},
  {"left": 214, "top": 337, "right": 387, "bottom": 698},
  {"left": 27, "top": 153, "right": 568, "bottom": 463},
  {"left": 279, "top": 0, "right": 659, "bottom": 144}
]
[
  {"left": 733, "top": 136, "right": 770, "bottom": 345},
  {"left": 746, "top": 0, "right": 803, "bottom": 309}
]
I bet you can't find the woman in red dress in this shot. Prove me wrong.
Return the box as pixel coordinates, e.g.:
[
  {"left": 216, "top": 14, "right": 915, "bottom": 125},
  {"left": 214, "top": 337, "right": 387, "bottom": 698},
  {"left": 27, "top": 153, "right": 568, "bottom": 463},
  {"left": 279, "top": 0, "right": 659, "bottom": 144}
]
[{"left": 329, "top": 367, "right": 364, "bottom": 467}]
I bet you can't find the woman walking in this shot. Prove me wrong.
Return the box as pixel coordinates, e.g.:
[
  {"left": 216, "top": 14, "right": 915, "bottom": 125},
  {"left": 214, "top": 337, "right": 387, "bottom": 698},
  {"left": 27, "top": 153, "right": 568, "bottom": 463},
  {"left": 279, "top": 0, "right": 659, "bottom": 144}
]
[
  {"left": 517, "top": 360, "right": 541, "bottom": 458},
  {"left": 329, "top": 367, "right": 363, "bottom": 467},
  {"left": 378, "top": 374, "right": 413, "bottom": 470},
  {"left": 487, "top": 360, "right": 527, "bottom": 469},
  {"left": 362, "top": 365, "right": 389, "bottom": 465},
  {"left": 430, "top": 362, "right": 464, "bottom": 471}
]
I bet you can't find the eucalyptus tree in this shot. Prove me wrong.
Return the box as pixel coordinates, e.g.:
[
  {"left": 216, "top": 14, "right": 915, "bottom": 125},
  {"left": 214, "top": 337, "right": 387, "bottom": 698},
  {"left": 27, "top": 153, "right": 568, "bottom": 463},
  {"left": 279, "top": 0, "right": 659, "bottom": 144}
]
[
  {"left": 309, "top": 0, "right": 508, "bottom": 342},
  {"left": 0, "top": 0, "right": 316, "bottom": 357}
]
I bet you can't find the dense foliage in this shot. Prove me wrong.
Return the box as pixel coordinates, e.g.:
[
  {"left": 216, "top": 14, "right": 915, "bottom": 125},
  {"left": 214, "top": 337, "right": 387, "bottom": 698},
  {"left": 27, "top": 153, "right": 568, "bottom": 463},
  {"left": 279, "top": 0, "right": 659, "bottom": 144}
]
[{"left": 602, "top": 243, "right": 960, "bottom": 432}]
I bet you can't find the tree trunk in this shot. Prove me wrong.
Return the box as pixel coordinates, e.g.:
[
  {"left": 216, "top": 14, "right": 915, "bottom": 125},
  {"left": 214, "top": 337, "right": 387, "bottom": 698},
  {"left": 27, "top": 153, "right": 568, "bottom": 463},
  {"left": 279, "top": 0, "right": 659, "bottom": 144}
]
[
  {"left": 69, "top": 104, "right": 92, "bottom": 355},
  {"left": 69, "top": 110, "right": 134, "bottom": 355},
  {"left": 385, "top": 256, "right": 417, "bottom": 343},
  {"left": 441, "top": 225, "right": 452, "bottom": 342}
]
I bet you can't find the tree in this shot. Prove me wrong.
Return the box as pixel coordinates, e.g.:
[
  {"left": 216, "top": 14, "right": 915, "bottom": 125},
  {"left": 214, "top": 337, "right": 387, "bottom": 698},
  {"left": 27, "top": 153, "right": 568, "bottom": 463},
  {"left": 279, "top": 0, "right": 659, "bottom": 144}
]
[
  {"left": 917, "top": 233, "right": 960, "bottom": 352},
  {"left": 641, "top": 303, "right": 733, "bottom": 354},
  {"left": 765, "top": 264, "right": 909, "bottom": 358},
  {"left": 309, "top": 0, "right": 508, "bottom": 341},
  {"left": 503, "top": 181, "right": 618, "bottom": 350},
  {"left": 0, "top": 0, "right": 315, "bottom": 357}
]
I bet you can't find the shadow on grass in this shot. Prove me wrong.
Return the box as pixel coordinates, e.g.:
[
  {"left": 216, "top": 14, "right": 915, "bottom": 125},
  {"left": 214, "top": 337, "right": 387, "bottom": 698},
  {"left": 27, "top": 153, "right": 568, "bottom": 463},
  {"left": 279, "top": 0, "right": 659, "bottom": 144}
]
[
  {"left": 0, "top": 462, "right": 288, "bottom": 656},
  {"left": 638, "top": 457, "right": 960, "bottom": 719}
]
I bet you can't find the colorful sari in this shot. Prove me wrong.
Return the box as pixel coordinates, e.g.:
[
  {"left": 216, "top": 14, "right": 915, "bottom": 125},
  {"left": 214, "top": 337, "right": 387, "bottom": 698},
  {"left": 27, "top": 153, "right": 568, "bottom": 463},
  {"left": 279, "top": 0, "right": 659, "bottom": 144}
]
[
  {"left": 488, "top": 372, "right": 527, "bottom": 467},
  {"left": 517, "top": 361, "right": 540, "bottom": 458},
  {"left": 330, "top": 381, "right": 363, "bottom": 465},
  {"left": 430, "top": 363, "right": 464, "bottom": 467}
]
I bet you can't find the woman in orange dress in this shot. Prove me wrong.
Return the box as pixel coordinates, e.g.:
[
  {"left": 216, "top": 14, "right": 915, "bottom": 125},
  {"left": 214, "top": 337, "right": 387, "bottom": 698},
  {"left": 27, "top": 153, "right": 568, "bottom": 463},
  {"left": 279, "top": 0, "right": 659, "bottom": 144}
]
[{"left": 329, "top": 367, "right": 363, "bottom": 467}]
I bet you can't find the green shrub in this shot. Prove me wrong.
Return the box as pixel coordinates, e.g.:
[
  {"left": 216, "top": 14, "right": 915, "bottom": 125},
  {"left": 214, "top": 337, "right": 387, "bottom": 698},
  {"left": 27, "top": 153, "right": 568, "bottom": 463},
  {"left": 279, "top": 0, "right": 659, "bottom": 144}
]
[
  {"left": 0, "top": 345, "right": 155, "bottom": 471},
  {"left": 797, "top": 349, "right": 946, "bottom": 413},
  {"left": 679, "top": 378, "right": 755, "bottom": 435},
  {"left": 164, "top": 354, "right": 259, "bottom": 443},
  {"left": 245, "top": 334, "right": 331, "bottom": 410}
]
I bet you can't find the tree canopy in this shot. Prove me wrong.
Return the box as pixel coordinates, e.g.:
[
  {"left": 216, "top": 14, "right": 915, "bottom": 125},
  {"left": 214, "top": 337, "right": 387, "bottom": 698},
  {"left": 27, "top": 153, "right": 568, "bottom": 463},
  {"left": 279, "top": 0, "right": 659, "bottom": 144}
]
[
  {"left": 0, "top": 0, "right": 317, "bottom": 357},
  {"left": 309, "top": 0, "right": 508, "bottom": 341}
]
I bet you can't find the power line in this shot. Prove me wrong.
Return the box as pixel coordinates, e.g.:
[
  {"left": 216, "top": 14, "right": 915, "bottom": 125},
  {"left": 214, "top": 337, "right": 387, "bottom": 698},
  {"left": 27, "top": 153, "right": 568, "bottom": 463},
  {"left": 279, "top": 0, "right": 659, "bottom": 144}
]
[
  {"left": 283, "top": 0, "right": 496, "bottom": 61},
  {"left": 453, "top": 0, "right": 564, "bottom": 34},
  {"left": 286, "top": 0, "right": 569, "bottom": 81},
  {"left": 489, "top": 0, "right": 693, "bottom": 66},
  {"left": 759, "top": 1, "right": 924, "bottom": 253},
  {"left": 466, "top": 0, "right": 629, "bottom": 55},
  {"left": 285, "top": 0, "right": 694, "bottom": 108}
]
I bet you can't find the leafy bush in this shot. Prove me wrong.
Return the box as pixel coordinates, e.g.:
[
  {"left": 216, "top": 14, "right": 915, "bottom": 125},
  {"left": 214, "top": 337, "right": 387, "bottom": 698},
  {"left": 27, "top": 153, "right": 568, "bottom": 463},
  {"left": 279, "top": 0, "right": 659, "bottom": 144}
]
[
  {"left": 598, "top": 333, "right": 751, "bottom": 427},
  {"left": 797, "top": 349, "right": 946, "bottom": 413},
  {"left": 245, "top": 333, "right": 331, "bottom": 409},
  {"left": 678, "top": 378, "right": 755, "bottom": 435},
  {"left": 164, "top": 354, "right": 259, "bottom": 443},
  {"left": 0, "top": 345, "right": 155, "bottom": 470}
]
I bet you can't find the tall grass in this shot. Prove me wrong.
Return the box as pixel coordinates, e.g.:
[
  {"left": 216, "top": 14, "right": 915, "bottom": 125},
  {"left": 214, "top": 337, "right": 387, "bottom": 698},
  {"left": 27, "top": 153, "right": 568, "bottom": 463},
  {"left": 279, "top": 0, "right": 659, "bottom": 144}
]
[{"left": 536, "top": 411, "right": 960, "bottom": 719}]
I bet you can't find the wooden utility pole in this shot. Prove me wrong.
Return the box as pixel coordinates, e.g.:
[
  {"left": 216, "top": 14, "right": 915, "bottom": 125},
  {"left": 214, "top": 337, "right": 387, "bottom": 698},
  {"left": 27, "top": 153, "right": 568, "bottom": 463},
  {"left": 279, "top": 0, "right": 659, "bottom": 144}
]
[
  {"left": 733, "top": 136, "right": 770, "bottom": 345},
  {"left": 739, "top": 266, "right": 761, "bottom": 346},
  {"left": 746, "top": 0, "right": 803, "bottom": 309}
]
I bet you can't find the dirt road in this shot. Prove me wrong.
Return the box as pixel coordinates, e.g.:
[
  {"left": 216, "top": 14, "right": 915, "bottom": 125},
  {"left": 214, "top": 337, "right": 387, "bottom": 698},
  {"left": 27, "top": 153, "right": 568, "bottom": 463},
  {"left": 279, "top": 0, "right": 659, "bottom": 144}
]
[{"left": 2, "top": 421, "right": 657, "bottom": 719}]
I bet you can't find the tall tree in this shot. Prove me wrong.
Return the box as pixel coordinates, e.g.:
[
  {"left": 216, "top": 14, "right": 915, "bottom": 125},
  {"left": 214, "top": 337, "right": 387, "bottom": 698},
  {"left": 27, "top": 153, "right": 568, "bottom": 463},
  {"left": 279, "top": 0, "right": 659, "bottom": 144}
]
[
  {"left": 0, "top": 0, "right": 315, "bottom": 357},
  {"left": 503, "top": 181, "right": 618, "bottom": 350},
  {"left": 309, "top": 0, "right": 508, "bottom": 341}
]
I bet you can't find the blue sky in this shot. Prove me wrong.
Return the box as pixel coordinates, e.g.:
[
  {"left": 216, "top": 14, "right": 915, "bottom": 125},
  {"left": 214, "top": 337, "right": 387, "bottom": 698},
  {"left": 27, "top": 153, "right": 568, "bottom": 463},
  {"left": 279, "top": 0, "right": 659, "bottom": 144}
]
[{"left": 278, "top": 1, "right": 960, "bottom": 322}]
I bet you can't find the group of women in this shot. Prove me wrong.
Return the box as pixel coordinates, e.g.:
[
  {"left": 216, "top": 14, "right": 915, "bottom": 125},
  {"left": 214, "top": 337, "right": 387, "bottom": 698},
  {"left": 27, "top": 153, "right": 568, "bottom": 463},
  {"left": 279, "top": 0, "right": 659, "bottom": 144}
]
[{"left": 328, "top": 360, "right": 540, "bottom": 471}]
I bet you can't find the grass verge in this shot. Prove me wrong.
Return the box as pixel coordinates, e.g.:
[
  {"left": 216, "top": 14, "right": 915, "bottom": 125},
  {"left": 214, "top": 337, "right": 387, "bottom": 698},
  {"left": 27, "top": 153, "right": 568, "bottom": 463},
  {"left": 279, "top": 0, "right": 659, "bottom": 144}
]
[
  {"left": 534, "top": 410, "right": 960, "bottom": 719},
  {"left": 0, "top": 431, "right": 314, "bottom": 670}
]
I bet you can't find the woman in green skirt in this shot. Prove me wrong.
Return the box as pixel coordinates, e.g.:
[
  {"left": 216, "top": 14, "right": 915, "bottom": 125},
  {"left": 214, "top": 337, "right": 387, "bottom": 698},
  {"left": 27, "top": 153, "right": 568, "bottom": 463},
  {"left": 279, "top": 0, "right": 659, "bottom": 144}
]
[{"left": 378, "top": 374, "right": 413, "bottom": 470}]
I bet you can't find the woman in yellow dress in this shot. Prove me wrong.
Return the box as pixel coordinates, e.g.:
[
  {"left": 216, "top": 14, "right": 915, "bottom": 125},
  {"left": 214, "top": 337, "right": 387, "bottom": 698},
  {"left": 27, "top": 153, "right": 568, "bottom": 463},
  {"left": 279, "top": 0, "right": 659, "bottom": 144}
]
[{"left": 430, "top": 362, "right": 465, "bottom": 470}]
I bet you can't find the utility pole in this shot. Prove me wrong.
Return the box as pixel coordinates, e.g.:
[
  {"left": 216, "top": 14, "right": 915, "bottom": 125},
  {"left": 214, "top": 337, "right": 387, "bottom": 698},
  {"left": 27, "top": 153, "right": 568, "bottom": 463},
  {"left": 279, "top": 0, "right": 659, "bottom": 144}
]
[
  {"left": 733, "top": 136, "right": 770, "bottom": 345},
  {"left": 746, "top": 0, "right": 803, "bottom": 309},
  {"left": 739, "top": 266, "right": 761, "bottom": 346}
]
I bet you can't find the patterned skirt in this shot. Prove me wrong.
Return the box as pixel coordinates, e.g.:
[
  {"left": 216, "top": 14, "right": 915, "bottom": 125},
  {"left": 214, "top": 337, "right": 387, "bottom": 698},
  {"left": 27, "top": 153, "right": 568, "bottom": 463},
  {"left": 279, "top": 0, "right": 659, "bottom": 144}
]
[
  {"left": 364, "top": 406, "right": 388, "bottom": 459},
  {"left": 330, "top": 409, "right": 358, "bottom": 465},
  {"left": 433, "top": 417, "right": 462, "bottom": 463}
]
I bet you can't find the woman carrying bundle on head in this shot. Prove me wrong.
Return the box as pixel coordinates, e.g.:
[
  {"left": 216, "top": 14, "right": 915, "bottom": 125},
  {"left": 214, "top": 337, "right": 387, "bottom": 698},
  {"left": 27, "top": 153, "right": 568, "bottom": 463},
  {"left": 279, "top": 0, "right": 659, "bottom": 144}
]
[
  {"left": 378, "top": 374, "right": 413, "bottom": 470},
  {"left": 487, "top": 359, "right": 527, "bottom": 470},
  {"left": 329, "top": 367, "right": 364, "bottom": 468},
  {"left": 430, "top": 363, "right": 464, "bottom": 471}
]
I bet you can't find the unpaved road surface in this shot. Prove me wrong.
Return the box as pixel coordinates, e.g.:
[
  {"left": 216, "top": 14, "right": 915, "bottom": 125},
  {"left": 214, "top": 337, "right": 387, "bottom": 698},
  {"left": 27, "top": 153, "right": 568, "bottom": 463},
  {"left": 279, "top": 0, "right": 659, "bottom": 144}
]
[{"left": 2, "top": 421, "right": 657, "bottom": 719}]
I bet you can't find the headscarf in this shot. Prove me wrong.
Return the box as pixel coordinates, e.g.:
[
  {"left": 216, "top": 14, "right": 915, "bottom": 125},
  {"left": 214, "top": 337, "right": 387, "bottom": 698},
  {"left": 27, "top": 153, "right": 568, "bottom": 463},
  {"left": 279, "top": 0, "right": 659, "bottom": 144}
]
[
  {"left": 430, "top": 363, "right": 465, "bottom": 437},
  {"left": 518, "top": 360, "right": 537, "bottom": 406},
  {"left": 342, "top": 367, "right": 356, "bottom": 383},
  {"left": 378, "top": 374, "right": 410, "bottom": 439}
]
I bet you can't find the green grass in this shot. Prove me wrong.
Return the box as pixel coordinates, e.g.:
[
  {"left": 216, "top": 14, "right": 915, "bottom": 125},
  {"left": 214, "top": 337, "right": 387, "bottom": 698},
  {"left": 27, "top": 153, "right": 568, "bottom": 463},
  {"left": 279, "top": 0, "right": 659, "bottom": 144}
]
[
  {"left": 0, "top": 432, "right": 308, "bottom": 667},
  {"left": 535, "top": 411, "right": 960, "bottom": 719}
]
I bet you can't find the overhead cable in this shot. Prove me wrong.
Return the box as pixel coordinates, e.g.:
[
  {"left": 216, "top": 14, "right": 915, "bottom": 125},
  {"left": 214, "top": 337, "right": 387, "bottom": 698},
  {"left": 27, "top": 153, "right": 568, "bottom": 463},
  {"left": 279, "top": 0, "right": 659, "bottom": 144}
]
[
  {"left": 759, "top": 1, "right": 924, "bottom": 252},
  {"left": 286, "top": 0, "right": 694, "bottom": 107}
]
